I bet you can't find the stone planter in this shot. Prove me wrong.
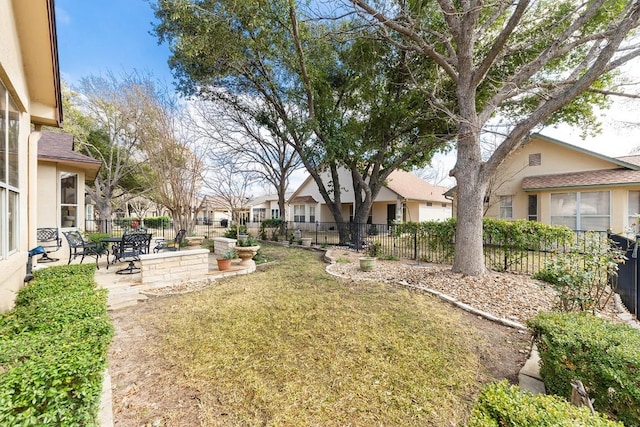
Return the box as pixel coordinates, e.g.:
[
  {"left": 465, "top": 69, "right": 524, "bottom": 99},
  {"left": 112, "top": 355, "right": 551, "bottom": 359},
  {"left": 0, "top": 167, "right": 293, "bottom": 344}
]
[
  {"left": 217, "top": 257, "right": 232, "bottom": 271},
  {"left": 301, "top": 237, "right": 312, "bottom": 247},
  {"left": 359, "top": 257, "right": 376, "bottom": 272},
  {"left": 235, "top": 245, "right": 260, "bottom": 266}
]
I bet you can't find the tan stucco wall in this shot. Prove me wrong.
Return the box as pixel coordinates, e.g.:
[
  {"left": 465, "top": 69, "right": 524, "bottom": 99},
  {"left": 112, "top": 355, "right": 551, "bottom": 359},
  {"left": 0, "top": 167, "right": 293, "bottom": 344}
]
[
  {"left": 1, "top": 1, "right": 60, "bottom": 312},
  {"left": 484, "top": 136, "right": 637, "bottom": 232}
]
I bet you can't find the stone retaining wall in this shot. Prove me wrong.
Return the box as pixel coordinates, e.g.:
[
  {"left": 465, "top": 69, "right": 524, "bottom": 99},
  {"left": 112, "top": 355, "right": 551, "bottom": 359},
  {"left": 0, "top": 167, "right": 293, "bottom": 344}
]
[{"left": 140, "top": 249, "right": 209, "bottom": 287}]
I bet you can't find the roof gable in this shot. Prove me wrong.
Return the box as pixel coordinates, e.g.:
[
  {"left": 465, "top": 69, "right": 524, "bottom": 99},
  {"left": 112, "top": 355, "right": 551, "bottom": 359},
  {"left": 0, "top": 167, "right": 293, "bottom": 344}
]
[{"left": 38, "top": 131, "right": 101, "bottom": 179}]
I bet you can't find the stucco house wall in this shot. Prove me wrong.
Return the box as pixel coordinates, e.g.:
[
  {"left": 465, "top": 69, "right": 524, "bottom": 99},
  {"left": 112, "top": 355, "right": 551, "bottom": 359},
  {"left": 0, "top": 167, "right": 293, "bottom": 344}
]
[
  {"left": 479, "top": 133, "right": 640, "bottom": 234},
  {"left": 288, "top": 168, "right": 451, "bottom": 225},
  {"left": 1, "top": 0, "right": 63, "bottom": 312}
]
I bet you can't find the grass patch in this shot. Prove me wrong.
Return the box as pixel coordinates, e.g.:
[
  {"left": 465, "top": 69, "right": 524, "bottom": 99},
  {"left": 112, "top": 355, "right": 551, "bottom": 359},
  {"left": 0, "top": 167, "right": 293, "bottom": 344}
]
[{"left": 144, "top": 245, "right": 489, "bottom": 425}]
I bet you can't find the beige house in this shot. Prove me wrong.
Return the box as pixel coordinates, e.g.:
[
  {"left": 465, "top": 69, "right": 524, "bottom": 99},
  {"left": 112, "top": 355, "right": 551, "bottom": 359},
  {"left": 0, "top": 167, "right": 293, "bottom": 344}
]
[
  {"left": 477, "top": 133, "right": 640, "bottom": 234},
  {"left": 37, "top": 131, "right": 101, "bottom": 230},
  {"left": 1, "top": 0, "right": 63, "bottom": 311},
  {"left": 287, "top": 168, "right": 451, "bottom": 226}
]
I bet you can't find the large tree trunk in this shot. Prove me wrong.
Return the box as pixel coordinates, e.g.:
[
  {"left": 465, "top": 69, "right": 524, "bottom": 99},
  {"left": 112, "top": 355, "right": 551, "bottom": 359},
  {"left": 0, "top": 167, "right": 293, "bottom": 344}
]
[{"left": 451, "top": 120, "right": 487, "bottom": 275}]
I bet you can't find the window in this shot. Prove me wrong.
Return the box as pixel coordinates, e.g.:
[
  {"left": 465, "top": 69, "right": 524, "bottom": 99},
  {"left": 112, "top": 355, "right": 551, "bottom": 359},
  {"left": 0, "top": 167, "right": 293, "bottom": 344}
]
[
  {"left": 60, "top": 173, "right": 78, "bottom": 228},
  {"left": 499, "top": 196, "right": 513, "bottom": 219},
  {"left": 0, "top": 80, "right": 20, "bottom": 258},
  {"left": 252, "top": 208, "right": 266, "bottom": 223},
  {"left": 294, "top": 204, "right": 305, "bottom": 222},
  {"left": 309, "top": 206, "right": 316, "bottom": 223},
  {"left": 426, "top": 202, "right": 433, "bottom": 207},
  {"left": 441, "top": 203, "right": 447, "bottom": 208},
  {"left": 628, "top": 191, "right": 640, "bottom": 231},
  {"left": 271, "top": 208, "right": 279, "bottom": 219},
  {"left": 529, "top": 153, "right": 541, "bottom": 166},
  {"left": 550, "top": 191, "right": 610, "bottom": 231},
  {"left": 528, "top": 195, "right": 538, "bottom": 221}
]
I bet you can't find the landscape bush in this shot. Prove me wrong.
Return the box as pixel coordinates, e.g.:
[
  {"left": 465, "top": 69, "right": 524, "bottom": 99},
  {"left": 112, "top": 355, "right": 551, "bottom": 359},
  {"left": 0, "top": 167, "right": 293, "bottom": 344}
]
[
  {"left": 0, "top": 264, "right": 113, "bottom": 426},
  {"left": 528, "top": 312, "right": 640, "bottom": 425},
  {"left": 467, "top": 381, "right": 622, "bottom": 426},
  {"left": 533, "top": 232, "right": 625, "bottom": 312}
]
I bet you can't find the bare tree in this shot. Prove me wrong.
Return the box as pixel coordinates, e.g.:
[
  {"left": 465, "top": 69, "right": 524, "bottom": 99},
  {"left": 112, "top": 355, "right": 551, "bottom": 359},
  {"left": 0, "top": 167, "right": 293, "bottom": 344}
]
[
  {"left": 140, "top": 93, "right": 207, "bottom": 235},
  {"left": 348, "top": 0, "right": 640, "bottom": 275},
  {"left": 189, "top": 95, "right": 303, "bottom": 234},
  {"left": 204, "top": 156, "right": 260, "bottom": 238}
]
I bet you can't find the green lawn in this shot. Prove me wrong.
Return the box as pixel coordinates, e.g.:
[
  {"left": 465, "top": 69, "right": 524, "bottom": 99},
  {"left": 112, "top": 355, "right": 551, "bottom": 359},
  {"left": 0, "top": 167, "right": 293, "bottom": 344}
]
[{"left": 142, "top": 244, "right": 493, "bottom": 426}]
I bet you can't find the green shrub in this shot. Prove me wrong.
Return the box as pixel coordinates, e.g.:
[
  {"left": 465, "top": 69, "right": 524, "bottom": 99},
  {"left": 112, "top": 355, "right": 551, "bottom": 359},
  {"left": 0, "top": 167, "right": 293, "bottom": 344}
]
[
  {"left": 467, "top": 381, "right": 622, "bottom": 426},
  {"left": 533, "top": 233, "right": 625, "bottom": 312},
  {"left": 0, "top": 264, "right": 113, "bottom": 426},
  {"left": 224, "top": 224, "right": 247, "bottom": 239},
  {"left": 143, "top": 216, "right": 170, "bottom": 229},
  {"left": 528, "top": 312, "right": 640, "bottom": 425}
]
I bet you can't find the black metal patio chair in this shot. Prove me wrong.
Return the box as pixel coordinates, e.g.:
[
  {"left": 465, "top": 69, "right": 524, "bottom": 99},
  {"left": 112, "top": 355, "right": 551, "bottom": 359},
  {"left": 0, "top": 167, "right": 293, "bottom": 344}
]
[
  {"left": 153, "top": 229, "right": 187, "bottom": 253},
  {"left": 62, "top": 230, "right": 107, "bottom": 268},
  {"left": 110, "top": 232, "right": 152, "bottom": 274},
  {"left": 36, "top": 227, "right": 62, "bottom": 262}
]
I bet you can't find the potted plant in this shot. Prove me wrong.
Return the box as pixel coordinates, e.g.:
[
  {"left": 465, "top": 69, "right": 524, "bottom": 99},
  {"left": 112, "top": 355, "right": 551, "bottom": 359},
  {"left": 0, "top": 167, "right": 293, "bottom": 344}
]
[
  {"left": 235, "top": 236, "right": 261, "bottom": 266},
  {"left": 217, "top": 249, "right": 236, "bottom": 271},
  {"left": 359, "top": 241, "right": 381, "bottom": 272}
]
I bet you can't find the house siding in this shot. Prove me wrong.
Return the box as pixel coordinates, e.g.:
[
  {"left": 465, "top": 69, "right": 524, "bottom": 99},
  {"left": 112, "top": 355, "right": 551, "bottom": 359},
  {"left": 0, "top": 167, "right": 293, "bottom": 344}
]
[
  {"left": 1, "top": 1, "right": 61, "bottom": 312},
  {"left": 484, "top": 135, "right": 640, "bottom": 233}
]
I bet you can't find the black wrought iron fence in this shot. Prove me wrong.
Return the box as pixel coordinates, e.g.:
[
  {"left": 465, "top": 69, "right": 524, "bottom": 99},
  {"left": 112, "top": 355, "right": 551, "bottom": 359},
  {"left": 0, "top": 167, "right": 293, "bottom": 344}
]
[{"left": 85, "top": 219, "right": 228, "bottom": 241}]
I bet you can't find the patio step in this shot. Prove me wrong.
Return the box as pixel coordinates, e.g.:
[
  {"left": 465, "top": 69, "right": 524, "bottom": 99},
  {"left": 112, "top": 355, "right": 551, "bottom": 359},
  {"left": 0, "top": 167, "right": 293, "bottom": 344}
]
[{"left": 107, "top": 289, "right": 148, "bottom": 311}]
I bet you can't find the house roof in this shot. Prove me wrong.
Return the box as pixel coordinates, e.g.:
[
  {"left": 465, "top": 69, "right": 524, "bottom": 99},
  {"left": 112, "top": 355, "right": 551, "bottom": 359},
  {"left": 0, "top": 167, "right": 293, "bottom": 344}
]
[
  {"left": 385, "top": 170, "right": 451, "bottom": 203},
  {"left": 616, "top": 155, "right": 640, "bottom": 167},
  {"left": 12, "top": 0, "right": 63, "bottom": 127},
  {"left": 522, "top": 168, "right": 640, "bottom": 191},
  {"left": 38, "top": 131, "right": 101, "bottom": 180},
  {"left": 290, "top": 195, "right": 318, "bottom": 204}
]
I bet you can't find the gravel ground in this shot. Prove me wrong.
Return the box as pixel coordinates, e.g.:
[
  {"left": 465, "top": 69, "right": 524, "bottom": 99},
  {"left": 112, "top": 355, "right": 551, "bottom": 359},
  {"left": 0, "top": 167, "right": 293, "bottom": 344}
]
[{"left": 325, "top": 248, "right": 623, "bottom": 325}]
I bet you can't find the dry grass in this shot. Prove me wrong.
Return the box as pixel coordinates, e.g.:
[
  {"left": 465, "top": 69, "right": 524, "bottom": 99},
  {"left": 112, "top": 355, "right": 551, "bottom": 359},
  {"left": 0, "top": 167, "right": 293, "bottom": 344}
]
[{"left": 142, "top": 245, "right": 492, "bottom": 426}]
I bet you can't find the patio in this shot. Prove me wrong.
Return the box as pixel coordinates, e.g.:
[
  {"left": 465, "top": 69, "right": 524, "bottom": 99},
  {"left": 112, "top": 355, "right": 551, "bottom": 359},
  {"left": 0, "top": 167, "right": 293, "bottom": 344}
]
[{"left": 31, "top": 244, "right": 254, "bottom": 310}]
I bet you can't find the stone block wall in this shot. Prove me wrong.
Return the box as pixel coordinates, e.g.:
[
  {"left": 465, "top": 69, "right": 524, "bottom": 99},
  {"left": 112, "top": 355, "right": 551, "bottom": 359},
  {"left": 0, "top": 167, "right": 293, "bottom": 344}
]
[
  {"left": 140, "top": 248, "right": 209, "bottom": 287},
  {"left": 212, "top": 237, "right": 237, "bottom": 256}
]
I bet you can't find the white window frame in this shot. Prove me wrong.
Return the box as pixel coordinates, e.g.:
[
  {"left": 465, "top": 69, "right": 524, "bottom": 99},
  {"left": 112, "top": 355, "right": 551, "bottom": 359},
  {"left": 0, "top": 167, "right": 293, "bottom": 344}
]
[
  {"left": 309, "top": 205, "right": 316, "bottom": 223},
  {"left": 550, "top": 191, "right": 610, "bottom": 231},
  {"left": 499, "top": 195, "right": 513, "bottom": 219},
  {"left": 628, "top": 190, "right": 640, "bottom": 233},
  {"left": 294, "top": 204, "right": 305, "bottom": 222},
  {"left": 0, "top": 81, "right": 20, "bottom": 258},
  {"left": 60, "top": 172, "right": 78, "bottom": 228},
  {"left": 252, "top": 208, "right": 266, "bottom": 223}
]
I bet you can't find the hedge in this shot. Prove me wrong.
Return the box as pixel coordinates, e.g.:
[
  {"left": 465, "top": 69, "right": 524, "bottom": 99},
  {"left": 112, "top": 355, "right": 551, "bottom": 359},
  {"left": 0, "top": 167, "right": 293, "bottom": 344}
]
[
  {"left": 0, "top": 264, "right": 113, "bottom": 426},
  {"left": 528, "top": 312, "right": 640, "bottom": 426},
  {"left": 467, "top": 381, "right": 622, "bottom": 426}
]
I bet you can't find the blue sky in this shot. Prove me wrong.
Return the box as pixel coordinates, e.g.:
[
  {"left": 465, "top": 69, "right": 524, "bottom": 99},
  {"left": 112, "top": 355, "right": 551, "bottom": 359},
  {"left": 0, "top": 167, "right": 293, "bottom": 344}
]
[
  {"left": 55, "top": 0, "right": 173, "bottom": 85},
  {"left": 53, "top": 0, "right": 640, "bottom": 166}
]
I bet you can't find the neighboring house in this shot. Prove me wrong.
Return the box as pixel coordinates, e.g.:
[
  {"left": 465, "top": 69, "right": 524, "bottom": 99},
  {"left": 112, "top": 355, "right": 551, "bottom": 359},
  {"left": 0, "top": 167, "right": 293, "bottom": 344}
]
[
  {"left": 453, "top": 133, "right": 640, "bottom": 234},
  {"left": 197, "top": 195, "right": 232, "bottom": 226},
  {"left": 247, "top": 193, "right": 292, "bottom": 223},
  {"left": 37, "top": 131, "right": 101, "bottom": 230},
  {"left": 1, "top": 0, "right": 63, "bottom": 311},
  {"left": 287, "top": 168, "right": 452, "bottom": 226}
]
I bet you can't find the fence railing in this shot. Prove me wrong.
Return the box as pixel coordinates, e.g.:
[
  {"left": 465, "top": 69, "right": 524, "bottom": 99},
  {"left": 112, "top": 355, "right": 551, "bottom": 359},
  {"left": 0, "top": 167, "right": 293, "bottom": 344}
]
[
  {"left": 608, "top": 233, "right": 639, "bottom": 316},
  {"left": 87, "top": 218, "right": 607, "bottom": 276}
]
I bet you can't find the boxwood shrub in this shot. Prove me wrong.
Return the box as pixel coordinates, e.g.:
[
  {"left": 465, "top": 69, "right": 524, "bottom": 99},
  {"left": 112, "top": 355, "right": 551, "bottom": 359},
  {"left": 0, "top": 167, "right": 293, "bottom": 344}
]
[
  {"left": 0, "top": 264, "right": 113, "bottom": 426},
  {"left": 467, "top": 381, "right": 622, "bottom": 426},
  {"left": 528, "top": 312, "right": 640, "bottom": 426}
]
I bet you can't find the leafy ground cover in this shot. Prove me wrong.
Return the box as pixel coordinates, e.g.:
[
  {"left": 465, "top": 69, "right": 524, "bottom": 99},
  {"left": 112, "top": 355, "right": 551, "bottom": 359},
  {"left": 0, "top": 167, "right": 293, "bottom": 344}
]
[{"left": 108, "top": 244, "right": 531, "bottom": 426}]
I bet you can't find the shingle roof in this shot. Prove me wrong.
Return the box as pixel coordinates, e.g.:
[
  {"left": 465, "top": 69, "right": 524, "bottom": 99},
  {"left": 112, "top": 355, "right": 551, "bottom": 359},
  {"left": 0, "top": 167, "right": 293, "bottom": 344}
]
[
  {"left": 522, "top": 168, "right": 640, "bottom": 190},
  {"left": 385, "top": 170, "right": 451, "bottom": 203},
  {"left": 290, "top": 195, "right": 317, "bottom": 204},
  {"left": 616, "top": 155, "right": 640, "bottom": 167},
  {"left": 38, "top": 131, "right": 102, "bottom": 175}
]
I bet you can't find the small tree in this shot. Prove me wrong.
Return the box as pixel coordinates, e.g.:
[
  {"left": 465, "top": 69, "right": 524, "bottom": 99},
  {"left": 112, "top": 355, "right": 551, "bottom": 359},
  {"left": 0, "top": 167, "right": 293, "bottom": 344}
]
[
  {"left": 534, "top": 232, "right": 627, "bottom": 312},
  {"left": 204, "top": 157, "right": 259, "bottom": 239}
]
